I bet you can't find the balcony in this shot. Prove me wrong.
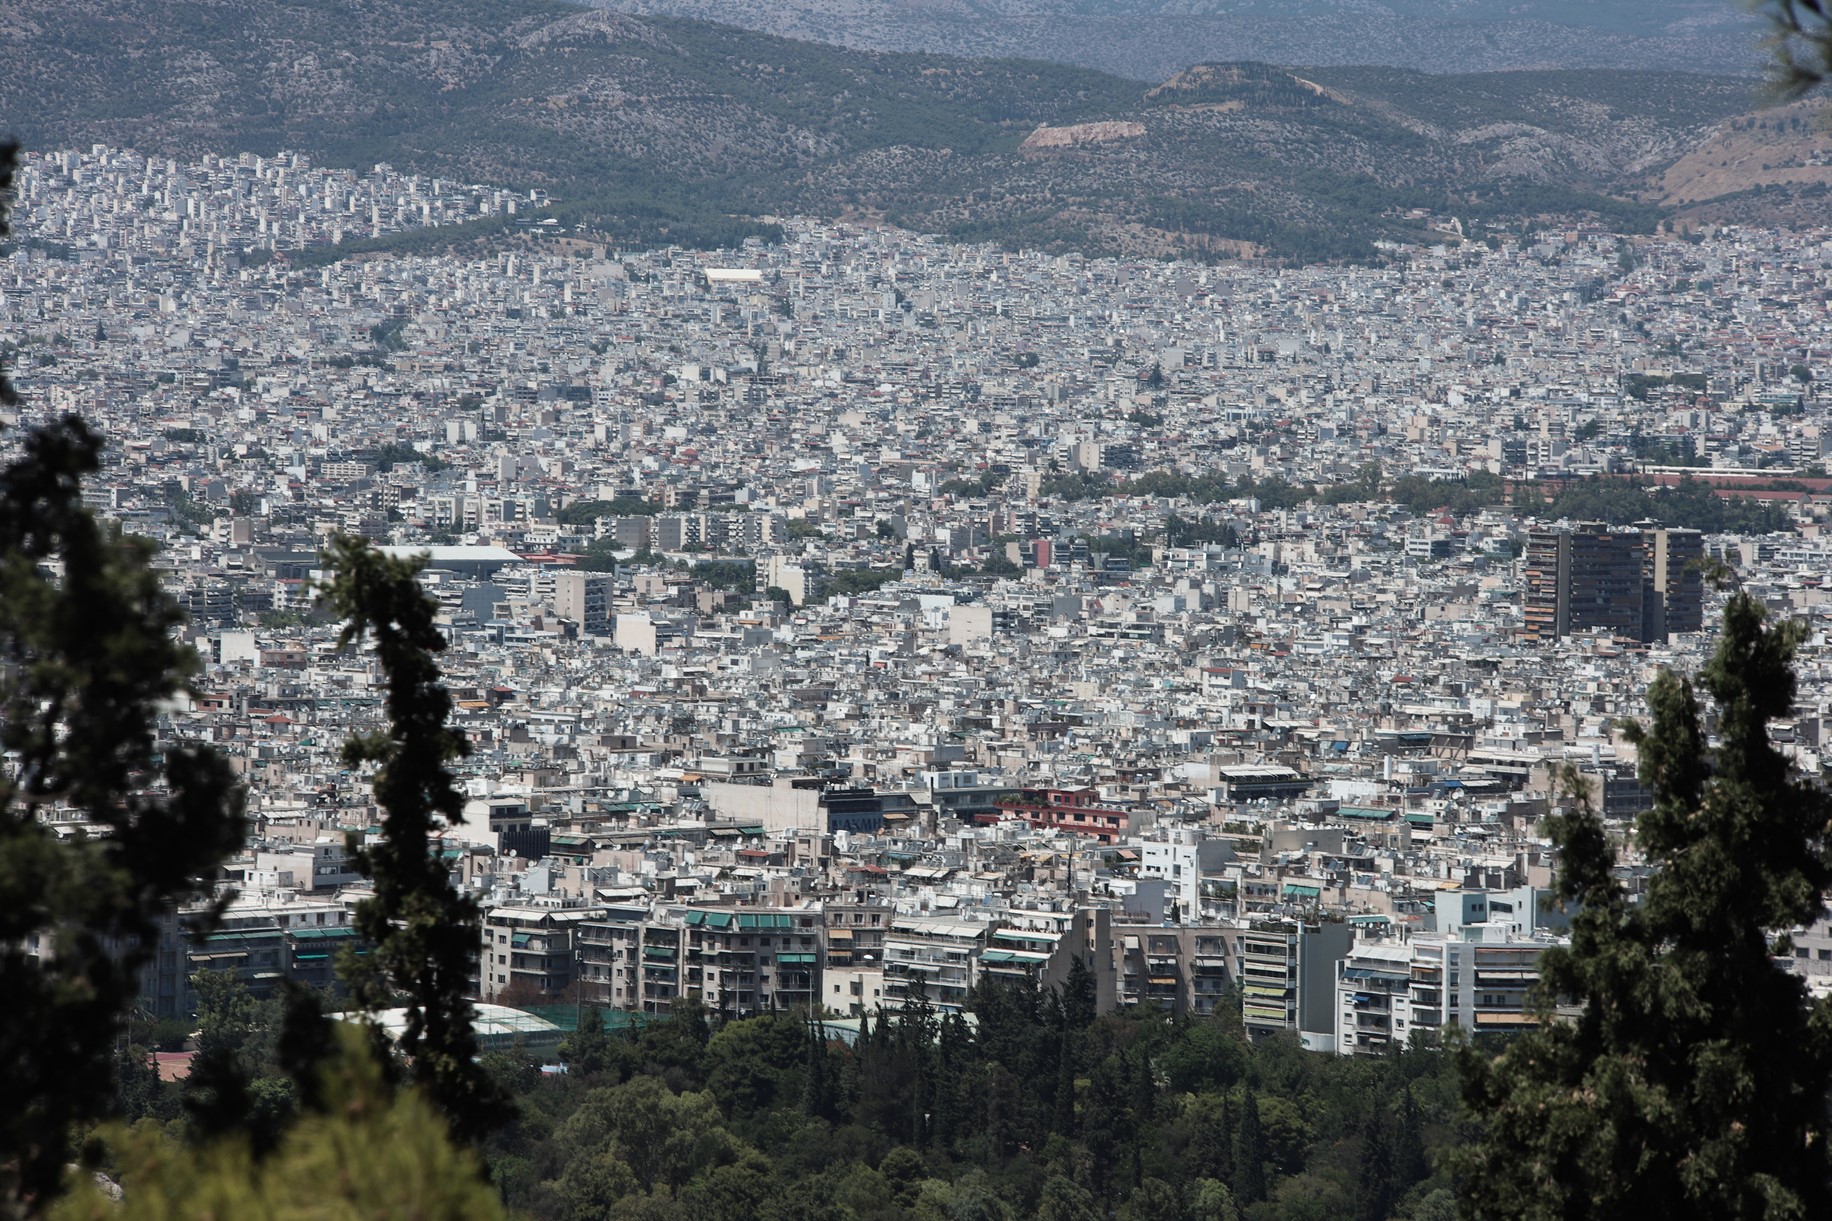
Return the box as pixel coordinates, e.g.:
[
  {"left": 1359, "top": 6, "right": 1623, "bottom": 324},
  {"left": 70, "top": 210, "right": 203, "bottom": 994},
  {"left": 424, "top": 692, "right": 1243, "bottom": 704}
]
[
  {"left": 1243, "top": 1004, "right": 1290, "bottom": 1028},
  {"left": 1241, "top": 961, "right": 1293, "bottom": 979}
]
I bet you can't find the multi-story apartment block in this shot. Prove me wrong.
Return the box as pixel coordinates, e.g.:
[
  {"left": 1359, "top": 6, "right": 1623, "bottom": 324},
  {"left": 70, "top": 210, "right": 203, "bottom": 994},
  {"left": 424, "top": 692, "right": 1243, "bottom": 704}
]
[
  {"left": 881, "top": 915, "right": 988, "bottom": 1012},
  {"left": 134, "top": 896, "right": 359, "bottom": 1021},
  {"left": 1136, "top": 827, "right": 1234, "bottom": 918},
  {"left": 978, "top": 907, "right": 1115, "bottom": 1009},
  {"left": 653, "top": 513, "right": 704, "bottom": 552},
  {"left": 682, "top": 906, "right": 823, "bottom": 1017},
  {"left": 989, "top": 787, "right": 1146, "bottom": 844},
  {"left": 577, "top": 904, "right": 682, "bottom": 1015},
  {"left": 1335, "top": 939, "right": 1413, "bottom": 1055},
  {"left": 1333, "top": 891, "right": 1560, "bottom": 1057},
  {"left": 599, "top": 514, "right": 653, "bottom": 551},
  {"left": 554, "top": 569, "right": 613, "bottom": 635},
  {"left": 1643, "top": 527, "right": 1703, "bottom": 640},
  {"left": 1334, "top": 933, "right": 1552, "bottom": 1056},
  {"left": 479, "top": 906, "right": 594, "bottom": 1002},
  {"left": 1239, "top": 918, "right": 1353, "bottom": 1048},
  {"left": 1113, "top": 919, "right": 1238, "bottom": 1016},
  {"left": 1523, "top": 525, "right": 1646, "bottom": 642},
  {"left": 823, "top": 900, "right": 892, "bottom": 971},
  {"left": 1524, "top": 525, "right": 1700, "bottom": 643}
]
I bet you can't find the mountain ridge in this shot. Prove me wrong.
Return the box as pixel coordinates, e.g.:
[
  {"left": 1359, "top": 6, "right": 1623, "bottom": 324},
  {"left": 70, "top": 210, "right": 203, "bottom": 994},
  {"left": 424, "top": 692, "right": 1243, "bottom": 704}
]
[
  {"left": 586, "top": 0, "right": 1767, "bottom": 81},
  {"left": 0, "top": 1, "right": 1806, "bottom": 262}
]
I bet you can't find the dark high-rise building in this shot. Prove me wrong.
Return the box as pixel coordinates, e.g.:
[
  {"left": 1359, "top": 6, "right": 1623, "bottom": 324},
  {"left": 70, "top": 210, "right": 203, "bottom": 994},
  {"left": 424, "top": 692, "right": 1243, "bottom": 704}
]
[
  {"left": 1523, "top": 526, "right": 1646, "bottom": 643},
  {"left": 1643, "top": 527, "right": 1704, "bottom": 641},
  {"left": 1525, "top": 525, "right": 1705, "bottom": 643}
]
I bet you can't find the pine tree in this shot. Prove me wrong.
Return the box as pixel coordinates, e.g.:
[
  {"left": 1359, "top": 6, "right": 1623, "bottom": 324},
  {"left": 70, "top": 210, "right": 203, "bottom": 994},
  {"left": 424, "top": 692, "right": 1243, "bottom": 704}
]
[
  {"left": 0, "top": 403, "right": 246, "bottom": 1206},
  {"left": 1458, "top": 591, "right": 1832, "bottom": 1218},
  {"left": 560, "top": 1007, "right": 615, "bottom": 1079},
  {"left": 801, "top": 1017, "right": 838, "bottom": 1122},
  {"left": 1051, "top": 1032, "right": 1077, "bottom": 1138},
  {"left": 932, "top": 1010, "right": 972, "bottom": 1151},
  {"left": 320, "top": 536, "right": 507, "bottom": 1145},
  {"left": 1356, "top": 1098, "right": 1395, "bottom": 1221},
  {"left": 1393, "top": 1084, "right": 1427, "bottom": 1194},
  {"left": 1189, "top": 1092, "right": 1234, "bottom": 1185},
  {"left": 1233, "top": 1090, "right": 1267, "bottom": 1205},
  {"left": 1062, "top": 956, "right": 1097, "bottom": 1030}
]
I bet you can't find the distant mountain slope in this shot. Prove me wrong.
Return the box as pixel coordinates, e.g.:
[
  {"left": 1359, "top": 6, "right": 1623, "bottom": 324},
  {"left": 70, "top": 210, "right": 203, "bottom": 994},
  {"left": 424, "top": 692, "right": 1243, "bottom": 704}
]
[
  {"left": 0, "top": 1, "right": 1778, "bottom": 261},
  {"left": 0, "top": 1, "right": 1141, "bottom": 247},
  {"left": 588, "top": 0, "right": 1765, "bottom": 80}
]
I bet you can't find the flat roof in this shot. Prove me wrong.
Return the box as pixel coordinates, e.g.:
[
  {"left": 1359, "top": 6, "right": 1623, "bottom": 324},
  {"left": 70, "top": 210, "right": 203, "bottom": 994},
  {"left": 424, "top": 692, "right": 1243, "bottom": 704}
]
[
  {"left": 378, "top": 545, "right": 522, "bottom": 564},
  {"left": 339, "top": 1002, "right": 560, "bottom": 1044}
]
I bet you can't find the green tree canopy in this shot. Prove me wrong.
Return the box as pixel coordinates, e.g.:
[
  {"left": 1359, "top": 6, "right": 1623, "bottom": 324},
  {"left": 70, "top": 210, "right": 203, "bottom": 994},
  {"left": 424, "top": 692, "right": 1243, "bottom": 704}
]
[
  {"left": 52, "top": 1027, "right": 505, "bottom": 1221},
  {"left": 0, "top": 413, "right": 245, "bottom": 1209},
  {"left": 1458, "top": 590, "right": 1832, "bottom": 1218}
]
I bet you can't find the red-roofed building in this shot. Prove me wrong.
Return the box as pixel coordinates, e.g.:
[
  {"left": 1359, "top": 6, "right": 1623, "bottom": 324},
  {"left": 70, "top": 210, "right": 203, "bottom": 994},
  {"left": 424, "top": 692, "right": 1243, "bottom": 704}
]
[{"left": 990, "top": 787, "right": 1144, "bottom": 844}]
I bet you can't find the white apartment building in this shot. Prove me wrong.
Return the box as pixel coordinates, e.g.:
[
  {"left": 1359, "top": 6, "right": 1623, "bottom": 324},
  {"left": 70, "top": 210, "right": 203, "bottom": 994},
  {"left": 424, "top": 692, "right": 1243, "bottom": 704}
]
[{"left": 1334, "top": 919, "right": 1557, "bottom": 1057}]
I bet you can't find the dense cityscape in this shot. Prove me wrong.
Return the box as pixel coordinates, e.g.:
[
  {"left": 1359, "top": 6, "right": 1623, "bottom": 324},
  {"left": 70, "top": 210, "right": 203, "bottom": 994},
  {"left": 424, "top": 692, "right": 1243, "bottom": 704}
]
[
  {"left": 7, "top": 141, "right": 1832, "bottom": 1041},
  {"left": 9, "top": 3, "right": 1832, "bottom": 1195}
]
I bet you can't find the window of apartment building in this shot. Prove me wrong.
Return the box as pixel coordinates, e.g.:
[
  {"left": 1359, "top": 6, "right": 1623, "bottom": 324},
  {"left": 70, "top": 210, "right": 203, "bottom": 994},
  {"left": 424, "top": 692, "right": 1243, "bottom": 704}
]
[{"left": 1819, "top": 949, "right": 1831, "bottom": 961}]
